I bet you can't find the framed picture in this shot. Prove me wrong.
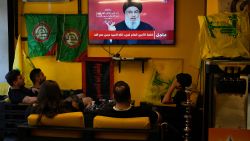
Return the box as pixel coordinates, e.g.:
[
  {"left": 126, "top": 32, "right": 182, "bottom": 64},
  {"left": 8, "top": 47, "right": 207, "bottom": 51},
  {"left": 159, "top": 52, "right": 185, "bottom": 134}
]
[{"left": 89, "top": 0, "right": 175, "bottom": 45}]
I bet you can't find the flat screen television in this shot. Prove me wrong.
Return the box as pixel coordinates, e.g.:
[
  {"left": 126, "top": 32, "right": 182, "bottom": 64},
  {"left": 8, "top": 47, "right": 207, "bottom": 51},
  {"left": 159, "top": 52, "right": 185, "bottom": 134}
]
[{"left": 89, "top": 0, "right": 175, "bottom": 45}]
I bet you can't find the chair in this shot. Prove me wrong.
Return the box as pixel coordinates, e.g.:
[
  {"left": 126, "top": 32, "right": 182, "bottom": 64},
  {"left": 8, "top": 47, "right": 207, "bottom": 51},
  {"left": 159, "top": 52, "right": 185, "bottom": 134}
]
[{"left": 93, "top": 116, "right": 159, "bottom": 141}]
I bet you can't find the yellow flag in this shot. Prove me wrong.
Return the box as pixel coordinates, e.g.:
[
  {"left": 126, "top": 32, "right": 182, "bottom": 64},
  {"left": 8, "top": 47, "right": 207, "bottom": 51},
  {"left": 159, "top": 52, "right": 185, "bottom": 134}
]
[
  {"left": 12, "top": 35, "right": 23, "bottom": 71},
  {"left": 198, "top": 12, "right": 250, "bottom": 59},
  {"left": 12, "top": 35, "right": 35, "bottom": 87}
]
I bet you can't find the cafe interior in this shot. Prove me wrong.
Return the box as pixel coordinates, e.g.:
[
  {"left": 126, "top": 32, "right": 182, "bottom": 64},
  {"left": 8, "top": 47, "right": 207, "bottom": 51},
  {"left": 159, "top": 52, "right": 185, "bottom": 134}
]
[{"left": 0, "top": 0, "right": 249, "bottom": 141}]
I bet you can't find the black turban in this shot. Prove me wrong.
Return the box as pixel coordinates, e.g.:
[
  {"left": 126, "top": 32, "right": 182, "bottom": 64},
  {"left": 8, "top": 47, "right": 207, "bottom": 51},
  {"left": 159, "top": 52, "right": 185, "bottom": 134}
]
[{"left": 123, "top": 2, "right": 143, "bottom": 13}]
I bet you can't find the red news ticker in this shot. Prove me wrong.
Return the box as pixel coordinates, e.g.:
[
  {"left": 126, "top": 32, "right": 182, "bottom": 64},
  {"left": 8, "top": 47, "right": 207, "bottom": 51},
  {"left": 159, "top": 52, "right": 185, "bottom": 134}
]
[{"left": 89, "top": 30, "right": 173, "bottom": 40}]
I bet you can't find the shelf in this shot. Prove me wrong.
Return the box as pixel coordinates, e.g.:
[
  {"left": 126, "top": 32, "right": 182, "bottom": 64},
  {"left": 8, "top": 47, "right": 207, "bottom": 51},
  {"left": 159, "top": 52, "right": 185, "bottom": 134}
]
[{"left": 112, "top": 57, "right": 151, "bottom": 73}]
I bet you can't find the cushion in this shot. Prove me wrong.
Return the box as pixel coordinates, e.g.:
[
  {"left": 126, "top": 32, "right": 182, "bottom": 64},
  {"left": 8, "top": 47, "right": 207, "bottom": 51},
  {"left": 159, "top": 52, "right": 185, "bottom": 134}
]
[
  {"left": 93, "top": 116, "right": 151, "bottom": 140},
  {"left": 0, "top": 82, "right": 9, "bottom": 96},
  {"left": 28, "top": 112, "right": 84, "bottom": 127},
  {"left": 94, "top": 116, "right": 150, "bottom": 129},
  {"left": 28, "top": 112, "right": 84, "bottom": 138}
]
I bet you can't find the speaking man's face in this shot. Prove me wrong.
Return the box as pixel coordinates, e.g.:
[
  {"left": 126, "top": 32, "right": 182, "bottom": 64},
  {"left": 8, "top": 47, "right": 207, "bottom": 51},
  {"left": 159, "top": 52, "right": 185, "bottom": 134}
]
[{"left": 125, "top": 6, "right": 140, "bottom": 29}]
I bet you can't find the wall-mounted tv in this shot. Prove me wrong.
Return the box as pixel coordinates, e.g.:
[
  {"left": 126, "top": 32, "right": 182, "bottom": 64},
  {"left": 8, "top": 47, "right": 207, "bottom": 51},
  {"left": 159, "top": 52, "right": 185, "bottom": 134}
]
[{"left": 89, "top": 0, "right": 175, "bottom": 45}]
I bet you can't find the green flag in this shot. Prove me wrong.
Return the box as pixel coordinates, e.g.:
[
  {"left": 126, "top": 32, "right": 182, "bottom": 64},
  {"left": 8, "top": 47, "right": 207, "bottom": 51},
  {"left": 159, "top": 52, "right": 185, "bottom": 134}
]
[
  {"left": 56, "top": 15, "right": 88, "bottom": 62},
  {"left": 25, "top": 14, "right": 57, "bottom": 58}
]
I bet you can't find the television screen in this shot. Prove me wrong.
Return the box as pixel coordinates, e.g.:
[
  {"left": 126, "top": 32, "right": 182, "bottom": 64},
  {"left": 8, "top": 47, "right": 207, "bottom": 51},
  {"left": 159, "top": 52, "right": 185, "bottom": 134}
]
[{"left": 89, "top": 0, "right": 175, "bottom": 45}]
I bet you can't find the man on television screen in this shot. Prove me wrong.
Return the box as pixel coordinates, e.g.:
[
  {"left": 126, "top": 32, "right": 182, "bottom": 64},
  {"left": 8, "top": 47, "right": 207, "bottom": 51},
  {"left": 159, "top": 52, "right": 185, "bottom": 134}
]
[{"left": 104, "top": 1, "right": 161, "bottom": 45}]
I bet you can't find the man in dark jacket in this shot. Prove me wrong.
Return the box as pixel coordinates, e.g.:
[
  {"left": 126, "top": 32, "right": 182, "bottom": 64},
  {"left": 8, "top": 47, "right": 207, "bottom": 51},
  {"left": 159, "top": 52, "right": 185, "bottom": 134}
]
[{"left": 104, "top": 1, "right": 161, "bottom": 45}]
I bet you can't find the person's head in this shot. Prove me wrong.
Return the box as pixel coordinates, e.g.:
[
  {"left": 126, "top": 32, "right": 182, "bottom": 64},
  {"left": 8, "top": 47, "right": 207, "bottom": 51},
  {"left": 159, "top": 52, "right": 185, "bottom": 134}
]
[
  {"left": 30, "top": 68, "right": 46, "bottom": 86},
  {"left": 123, "top": 1, "right": 142, "bottom": 29},
  {"left": 36, "top": 80, "right": 63, "bottom": 122},
  {"left": 113, "top": 81, "right": 131, "bottom": 103},
  {"left": 38, "top": 80, "right": 62, "bottom": 105},
  {"left": 5, "top": 69, "right": 25, "bottom": 88},
  {"left": 176, "top": 73, "right": 192, "bottom": 89}
]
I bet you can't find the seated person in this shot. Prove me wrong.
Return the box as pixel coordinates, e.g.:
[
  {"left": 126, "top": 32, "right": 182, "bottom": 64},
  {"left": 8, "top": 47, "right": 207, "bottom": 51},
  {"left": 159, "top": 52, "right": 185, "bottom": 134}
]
[
  {"left": 95, "top": 81, "right": 160, "bottom": 126},
  {"left": 28, "top": 80, "right": 92, "bottom": 124},
  {"left": 161, "top": 73, "right": 193, "bottom": 140},
  {"left": 29, "top": 68, "right": 46, "bottom": 95},
  {"left": 162, "top": 73, "right": 192, "bottom": 106},
  {"left": 5, "top": 69, "right": 37, "bottom": 104},
  {"left": 30, "top": 68, "right": 85, "bottom": 102}
]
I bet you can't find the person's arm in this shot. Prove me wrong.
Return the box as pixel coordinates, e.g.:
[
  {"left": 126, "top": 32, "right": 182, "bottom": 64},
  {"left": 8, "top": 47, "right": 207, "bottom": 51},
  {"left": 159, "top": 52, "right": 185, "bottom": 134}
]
[
  {"left": 69, "top": 95, "right": 93, "bottom": 111},
  {"left": 31, "top": 87, "right": 39, "bottom": 95},
  {"left": 82, "top": 97, "right": 93, "bottom": 109},
  {"left": 162, "top": 79, "right": 180, "bottom": 104},
  {"left": 104, "top": 21, "right": 116, "bottom": 44},
  {"left": 22, "top": 96, "right": 37, "bottom": 104}
]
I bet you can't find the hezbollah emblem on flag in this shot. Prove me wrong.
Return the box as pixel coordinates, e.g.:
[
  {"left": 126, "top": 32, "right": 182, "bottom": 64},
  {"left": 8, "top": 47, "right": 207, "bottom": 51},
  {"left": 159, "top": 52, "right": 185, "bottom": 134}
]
[
  {"left": 62, "top": 29, "right": 81, "bottom": 48},
  {"left": 26, "top": 15, "right": 57, "bottom": 58},
  {"left": 56, "top": 15, "right": 88, "bottom": 62},
  {"left": 32, "top": 21, "right": 51, "bottom": 42}
]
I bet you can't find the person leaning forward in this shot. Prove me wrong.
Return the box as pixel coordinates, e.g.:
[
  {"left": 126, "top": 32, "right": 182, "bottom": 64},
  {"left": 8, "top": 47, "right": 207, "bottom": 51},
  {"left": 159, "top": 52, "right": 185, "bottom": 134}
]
[
  {"left": 29, "top": 68, "right": 46, "bottom": 95},
  {"left": 5, "top": 69, "right": 37, "bottom": 104}
]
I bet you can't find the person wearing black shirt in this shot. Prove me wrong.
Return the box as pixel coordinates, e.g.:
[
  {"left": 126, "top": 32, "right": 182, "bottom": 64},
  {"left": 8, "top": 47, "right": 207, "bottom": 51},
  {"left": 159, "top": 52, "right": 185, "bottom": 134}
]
[
  {"left": 29, "top": 68, "right": 46, "bottom": 95},
  {"left": 104, "top": 1, "right": 161, "bottom": 45},
  {"left": 5, "top": 69, "right": 37, "bottom": 104},
  {"left": 96, "top": 81, "right": 159, "bottom": 125},
  {"left": 161, "top": 73, "right": 192, "bottom": 141},
  {"left": 162, "top": 73, "right": 192, "bottom": 105}
]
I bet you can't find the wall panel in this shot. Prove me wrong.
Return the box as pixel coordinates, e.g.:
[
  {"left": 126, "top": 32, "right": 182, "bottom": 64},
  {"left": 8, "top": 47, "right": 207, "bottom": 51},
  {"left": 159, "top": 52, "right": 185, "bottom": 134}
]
[{"left": 0, "top": 0, "right": 9, "bottom": 82}]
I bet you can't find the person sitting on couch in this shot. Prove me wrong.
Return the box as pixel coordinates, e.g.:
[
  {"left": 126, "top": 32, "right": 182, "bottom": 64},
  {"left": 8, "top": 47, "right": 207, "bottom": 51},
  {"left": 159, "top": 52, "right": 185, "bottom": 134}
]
[
  {"left": 95, "top": 80, "right": 160, "bottom": 125},
  {"left": 28, "top": 80, "right": 92, "bottom": 124},
  {"left": 162, "top": 73, "right": 192, "bottom": 106},
  {"left": 29, "top": 68, "right": 46, "bottom": 95},
  {"left": 5, "top": 69, "right": 37, "bottom": 104}
]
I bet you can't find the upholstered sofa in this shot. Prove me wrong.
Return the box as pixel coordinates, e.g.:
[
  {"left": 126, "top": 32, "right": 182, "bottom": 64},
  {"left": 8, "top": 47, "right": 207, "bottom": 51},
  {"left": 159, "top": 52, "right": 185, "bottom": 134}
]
[
  {"left": 93, "top": 115, "right": 160, "bottom": 141},
  {"left": 18, "top": 113, "right": 160, "bottom": 141},
  {"left": 0, "top": 82, "right": 9, "bottom": 101}
]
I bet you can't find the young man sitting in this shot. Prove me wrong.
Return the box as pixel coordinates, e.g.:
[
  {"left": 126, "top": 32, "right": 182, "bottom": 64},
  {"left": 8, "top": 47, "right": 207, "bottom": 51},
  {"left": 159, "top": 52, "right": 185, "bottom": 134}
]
[
  {"left": 96, "top": 81, "right": 160, "bottom": 125},
  {"left": 29, "top": 68, "right": 46, "bottom": 95},
  {"left": 5, "top": 69, "right": 37, "bottom": 104}
]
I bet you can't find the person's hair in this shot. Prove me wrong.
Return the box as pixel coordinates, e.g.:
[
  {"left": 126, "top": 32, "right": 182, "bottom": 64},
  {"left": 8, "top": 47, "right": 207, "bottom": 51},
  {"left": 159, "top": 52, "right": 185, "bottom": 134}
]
[
  {"left": 5, "top": 69, "right": 21, "bottom": 86},
  {"left": 123, "top": 1, "right": 142, "bottom": 13},
  {"left": 113, "top": 81, "right": 131, "bottom": 103},
  {"left": 30, "top": 68, "right": 42, "bottom": 84},
  {"left": 35, "top": 80, "right": 64, "bottom": 124},
  {"left": 176, "top": 73, "right": 192, "bottom": 88}
]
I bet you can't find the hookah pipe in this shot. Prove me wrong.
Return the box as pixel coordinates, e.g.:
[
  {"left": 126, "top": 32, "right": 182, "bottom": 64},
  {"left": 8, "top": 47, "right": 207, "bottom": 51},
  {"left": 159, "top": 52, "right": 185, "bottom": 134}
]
[
  {"left": 175, "top": 73, "right": 193, "bottom": 141},
  {"left": 183, "top": 87, "right": 192, "bottom": 141}
]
